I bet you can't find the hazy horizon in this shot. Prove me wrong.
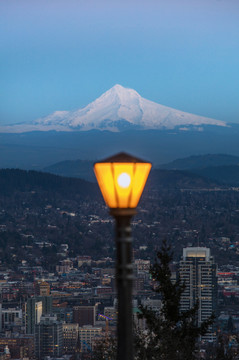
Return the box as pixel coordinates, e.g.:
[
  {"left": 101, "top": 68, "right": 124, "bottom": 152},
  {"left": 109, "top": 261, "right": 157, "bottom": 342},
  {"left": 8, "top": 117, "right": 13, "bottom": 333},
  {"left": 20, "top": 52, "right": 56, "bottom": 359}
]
[{"left": 1, "top": 0, "right": 239, "bottom": 125}]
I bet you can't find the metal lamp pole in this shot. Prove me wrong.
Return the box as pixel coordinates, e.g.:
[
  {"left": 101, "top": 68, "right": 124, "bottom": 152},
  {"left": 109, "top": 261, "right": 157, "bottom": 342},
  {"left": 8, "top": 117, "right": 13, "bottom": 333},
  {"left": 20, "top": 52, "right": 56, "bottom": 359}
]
[{"left": 110, "top": 208, "right": 136, "bottom": 360}]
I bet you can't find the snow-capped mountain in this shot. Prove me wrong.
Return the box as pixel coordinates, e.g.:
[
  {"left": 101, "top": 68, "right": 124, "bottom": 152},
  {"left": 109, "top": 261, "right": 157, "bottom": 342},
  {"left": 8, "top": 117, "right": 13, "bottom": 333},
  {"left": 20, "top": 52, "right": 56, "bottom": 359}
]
[{"left": 1, "top": 84, "right": 227, "bottom": 132}]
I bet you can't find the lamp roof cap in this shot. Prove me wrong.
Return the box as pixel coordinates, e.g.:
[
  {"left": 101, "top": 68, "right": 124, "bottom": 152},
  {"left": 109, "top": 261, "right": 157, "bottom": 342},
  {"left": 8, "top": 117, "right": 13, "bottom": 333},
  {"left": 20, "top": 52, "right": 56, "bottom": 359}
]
[{"left": 95, "top": 152, "right": 151, "bottom": 164}]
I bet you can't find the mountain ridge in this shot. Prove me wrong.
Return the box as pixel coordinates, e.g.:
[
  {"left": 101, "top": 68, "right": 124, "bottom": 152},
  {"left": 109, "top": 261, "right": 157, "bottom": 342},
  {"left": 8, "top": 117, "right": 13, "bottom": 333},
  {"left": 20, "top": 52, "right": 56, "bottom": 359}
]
[
  {"left": 43, "top": 154, "right": 239, "bottom": 186},
  {"left": 0, "top": 167, "right": 221, "bottom": 194},
  {"left": 159, "top": 154, "right": 239, "bottom": 186},
  {"left": 0, "top": 85, "right": 227, "bottom": 133},
  {"left": 2, "top": 127, "right": 239, "bottom": 169},
  {"left": 160, "top": 154, "right": 239, "bottom": 170}
]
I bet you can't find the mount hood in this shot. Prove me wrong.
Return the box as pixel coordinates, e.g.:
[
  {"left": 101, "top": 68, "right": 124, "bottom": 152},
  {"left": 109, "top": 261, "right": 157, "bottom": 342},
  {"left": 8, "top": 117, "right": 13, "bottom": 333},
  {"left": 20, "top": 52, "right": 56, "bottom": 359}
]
[{"left": 1, "top": 84, "right": 227, "bottom": 132}]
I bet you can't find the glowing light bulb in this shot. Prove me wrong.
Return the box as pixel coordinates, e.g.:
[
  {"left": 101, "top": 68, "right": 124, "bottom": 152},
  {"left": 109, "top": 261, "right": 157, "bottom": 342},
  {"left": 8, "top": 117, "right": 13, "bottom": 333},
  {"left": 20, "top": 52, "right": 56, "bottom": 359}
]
[{"left": 117, "top": 172, "right": 131, "bottom": 188}]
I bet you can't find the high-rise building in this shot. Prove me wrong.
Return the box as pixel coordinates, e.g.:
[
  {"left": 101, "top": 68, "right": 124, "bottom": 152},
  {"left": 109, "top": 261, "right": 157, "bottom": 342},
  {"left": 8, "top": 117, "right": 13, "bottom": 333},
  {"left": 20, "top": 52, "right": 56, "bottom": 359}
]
[
  {"left": 63, "top": 323, "right": 79, "bottom": 354},
  {"left": 78, "top": 325, "right": 102, "bottom": 353},
  {"left": 37, "top": 295, "right": 52, "bottom": 315},
  {"left": 73, "top": 306, "right": 95, "bottom": 327},
  {"left": 179, "top": 247, "right": 217, "bottom": 341},
  {"left": 34, "top": 315, "right": 63, "bottom": 359},
  {"left": 25, "top": 296, "right": 52, "bottom": 334},
  {"left": 35, "top": 281, "right": 50, "bottom": 296},
  {"left": 25, "top": 299, "right": 42, "bottom": 335},
  {"left": 2, "top": 308, "right": 23, "bottom": 329}
]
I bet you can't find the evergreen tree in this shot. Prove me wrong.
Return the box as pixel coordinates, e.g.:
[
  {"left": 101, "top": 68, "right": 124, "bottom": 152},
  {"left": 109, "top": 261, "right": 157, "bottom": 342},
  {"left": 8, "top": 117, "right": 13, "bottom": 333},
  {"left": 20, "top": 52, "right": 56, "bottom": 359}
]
[
  {"left": 93, "top": 336, "right": 117, "bottom": 360},
  {"left": 135, "top": 239, "right": 215, "bottom": 360}
]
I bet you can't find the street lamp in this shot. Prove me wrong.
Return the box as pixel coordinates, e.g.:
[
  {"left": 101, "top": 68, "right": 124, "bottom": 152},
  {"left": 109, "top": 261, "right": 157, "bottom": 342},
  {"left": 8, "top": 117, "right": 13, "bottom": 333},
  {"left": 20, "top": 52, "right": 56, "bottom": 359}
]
[{"left": 94, "top": 152, "right": 151, "bottom": 360}]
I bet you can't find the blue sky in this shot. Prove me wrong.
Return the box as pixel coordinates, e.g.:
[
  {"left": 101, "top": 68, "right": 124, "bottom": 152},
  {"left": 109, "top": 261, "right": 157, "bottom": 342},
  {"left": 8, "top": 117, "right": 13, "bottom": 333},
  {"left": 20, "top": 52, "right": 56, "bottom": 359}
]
[{"left": 1, "top": 0, "right": 239, "bottom": 124}]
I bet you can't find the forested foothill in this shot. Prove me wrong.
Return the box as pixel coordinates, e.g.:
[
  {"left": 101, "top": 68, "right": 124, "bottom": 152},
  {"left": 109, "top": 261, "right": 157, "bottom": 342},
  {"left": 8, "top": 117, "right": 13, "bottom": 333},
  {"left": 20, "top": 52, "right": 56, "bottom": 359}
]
[{"left": 1, "top": 168, "right": 239, "bottom": 269}]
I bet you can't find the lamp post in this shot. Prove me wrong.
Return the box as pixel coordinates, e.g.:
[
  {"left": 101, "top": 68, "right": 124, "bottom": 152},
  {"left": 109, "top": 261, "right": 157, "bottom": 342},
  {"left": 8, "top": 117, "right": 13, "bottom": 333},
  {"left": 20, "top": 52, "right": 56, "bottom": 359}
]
[{"left": 94, "top": 152, "right": 151, "bottom": 360}]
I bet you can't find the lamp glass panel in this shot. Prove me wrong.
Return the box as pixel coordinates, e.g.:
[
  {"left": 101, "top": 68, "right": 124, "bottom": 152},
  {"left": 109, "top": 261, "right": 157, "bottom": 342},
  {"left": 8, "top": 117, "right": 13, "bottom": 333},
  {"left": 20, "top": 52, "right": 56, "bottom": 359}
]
[
  {"left": 112, "top": 163, "right": 134, "bottom": 208},
  {"left": 94, "top": 163, "right": 117, "bottom": 208},
  {"left": 94, "top": 161, "right": 151, "bottom": 208},
  {"left": 130, "top": 163, "right": 152, "bottom": 207}
]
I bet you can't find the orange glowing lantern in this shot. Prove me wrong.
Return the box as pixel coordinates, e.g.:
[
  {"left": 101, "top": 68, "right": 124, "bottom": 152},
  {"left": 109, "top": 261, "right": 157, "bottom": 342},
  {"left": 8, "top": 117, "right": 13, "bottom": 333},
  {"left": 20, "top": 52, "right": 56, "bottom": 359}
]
[{"left": 94, "top": 152, "right": 151, "bottom": 209}]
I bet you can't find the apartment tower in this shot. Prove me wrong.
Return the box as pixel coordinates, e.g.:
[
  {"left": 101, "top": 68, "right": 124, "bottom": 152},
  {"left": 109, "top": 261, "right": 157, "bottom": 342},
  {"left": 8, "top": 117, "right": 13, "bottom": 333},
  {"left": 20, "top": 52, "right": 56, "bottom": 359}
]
[{"left": 179, "top": 247, "right": 217, "bottom": 341}]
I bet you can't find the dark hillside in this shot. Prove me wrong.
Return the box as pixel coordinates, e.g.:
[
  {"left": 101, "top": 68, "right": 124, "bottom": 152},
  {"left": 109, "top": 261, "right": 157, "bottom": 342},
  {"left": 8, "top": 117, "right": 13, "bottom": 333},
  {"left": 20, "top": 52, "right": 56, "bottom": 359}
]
[
  {"left": 148, "top": 168, "right": 220, "bottom": 190},
  {"left": 1, "top": 168, "right": 239, "bottom": 269},
  {"left": 160, "top": 154, "right": 239, "bottom": 170},
  {"left": 44, "top": 159, "right": 95, "bottom": 182},
  {"left": 0, "top": 169, "right": 98, "bottom": 198},
  {"left": 191, "top": 165, "right": 239, "bottom": 186}
]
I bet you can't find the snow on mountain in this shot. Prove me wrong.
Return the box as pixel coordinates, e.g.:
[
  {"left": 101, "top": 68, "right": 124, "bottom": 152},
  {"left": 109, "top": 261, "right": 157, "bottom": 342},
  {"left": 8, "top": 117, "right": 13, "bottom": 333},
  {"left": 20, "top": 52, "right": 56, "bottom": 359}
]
[{"left": 0, "top": 85, "right": 227, "bottom": 133}]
